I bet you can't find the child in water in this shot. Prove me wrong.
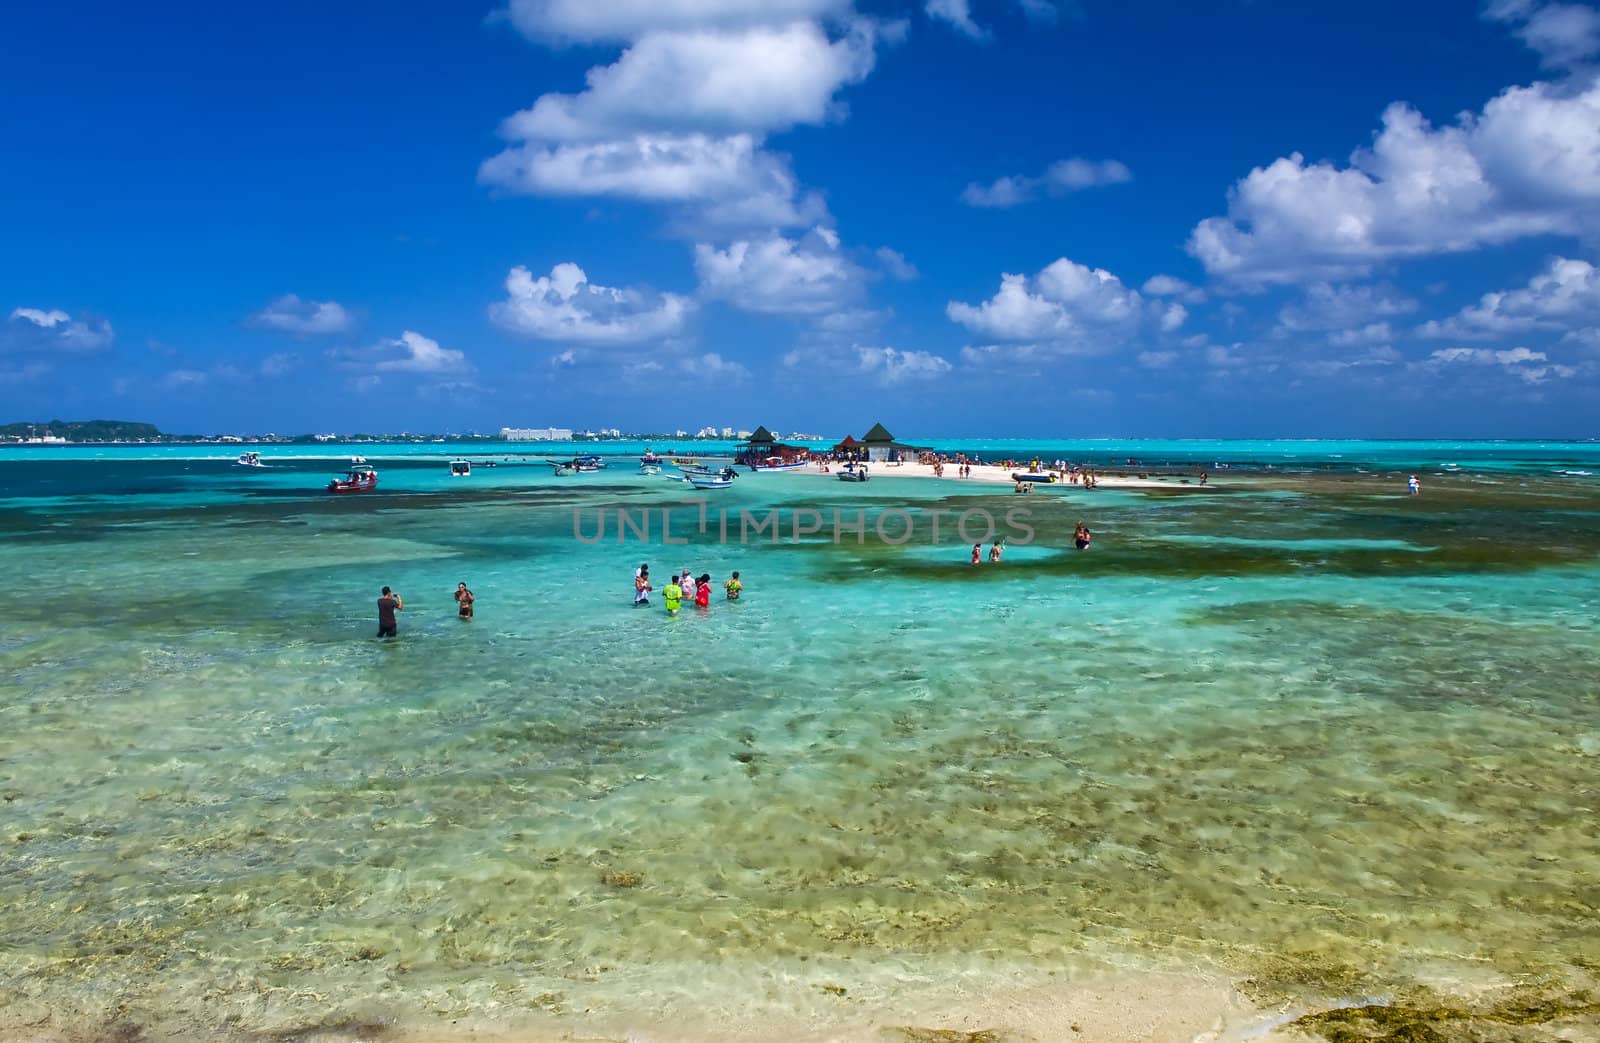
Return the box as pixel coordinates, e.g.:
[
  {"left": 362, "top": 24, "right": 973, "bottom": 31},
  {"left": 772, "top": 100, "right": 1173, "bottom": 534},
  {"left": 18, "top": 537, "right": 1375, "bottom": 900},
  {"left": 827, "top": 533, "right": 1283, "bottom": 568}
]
[
  {"left": 971, "top": 542, "right": 982, "bottom": 565},
  {"left": 725, "top": 571, "right": 743, "bottom": 600},
  {"left": 695, "top": 573, "right": 712, "bottom": 609},
  {"left": 663, "top": 576, "right": 683, "bottom": 614}
]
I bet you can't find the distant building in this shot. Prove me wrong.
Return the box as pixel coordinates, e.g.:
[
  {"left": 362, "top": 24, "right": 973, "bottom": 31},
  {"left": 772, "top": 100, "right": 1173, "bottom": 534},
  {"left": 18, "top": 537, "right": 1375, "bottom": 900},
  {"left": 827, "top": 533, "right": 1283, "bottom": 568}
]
[
  {"left": 721, "top": 426, "right": 734, "bottom": 437},
  {"left": 501, "top": 426, "right": 574, "bottom": 441}
]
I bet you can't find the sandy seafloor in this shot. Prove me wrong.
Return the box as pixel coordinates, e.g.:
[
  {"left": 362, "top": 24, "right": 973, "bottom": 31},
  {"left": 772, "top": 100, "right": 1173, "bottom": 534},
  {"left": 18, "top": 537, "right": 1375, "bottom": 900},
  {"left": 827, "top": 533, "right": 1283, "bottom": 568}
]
[{"left": 2, "top": 441, "right": 1599, "bottom": 1042}]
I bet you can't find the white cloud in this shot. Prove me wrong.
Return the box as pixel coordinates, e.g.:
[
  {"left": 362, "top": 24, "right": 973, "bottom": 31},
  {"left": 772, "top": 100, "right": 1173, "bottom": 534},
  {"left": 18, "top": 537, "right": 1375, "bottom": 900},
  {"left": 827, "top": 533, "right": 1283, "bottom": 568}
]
[
  {"left": 1419, "top": 256, "right": 1600, "bottom": 339},
  {"left": 160, "top": 368, "right": 210, "bottom": 390},
  {"left": 876, "top": 246, "right": 918, "bottom": 280},
  {"left": 960, "top": 176, "right": 1033, "bottom": 209},
  {"left": 10, "top": 307, "right": 69, "bottom": 328},
  {"left": 947, "top": 257, "right": 1147, "bottom": 343},
  {"left": 857, "top": 345, "right": 952, "bottom": 382},
  {"left": 484, "top": 8, "right": 887, "bottom": 233},
  {"left": 6, "top": 307, "right": 113, "bottom": 353},
  {"left": 926, "top": 0, "right": 989, "bottom": 39},
  {"left": 680, "top": 351, "right": 752, "bottom": 381},
  {"left": 491, "top": 262, "right": 693, "bottom": 343},
  {"left": 503, "top": 21, "right": 877, "bottom": 141},
  {"left": 249, "top": 294, "right": 354, "bottom": 336},
  {"left": 376, "top": 331, "right": 470, "bottom": 374},
  {"left": 962, "top": 157, "right": 1131, "bottom": 208},
  {"left": 1140, "top": 274, "right": 1206, "bottom": 304},
  {"left": 500, "top": 0, "right": 852, "bottom": 44},
  {"left": 1424, "top": 344, "right": 1577, "bottom": 383},
  {"left": 1277, "top": 282, "right": 1418, "bottom": 333},
  {"left": 1188, "top": 76, "right": 1600, "bottom": 284},
  {"left": 1327, "top": 322, "right": 1395, "bottom": 347},
  {"left": 482, "top": 132, "right": 825, "bottom": 229},
  {"left": 1160, "top": 302, "right": 1188, "bottom": 332},
  {"left": 694, "top": 229, "right": 862, "bottom": 314},
  {"left": 1137, "top": 350, "right": 1178, "bottom": 369},
  {"left": 1486, "top": 0, "right": 1600, "bottom": 68},
  {"left": 784, "top": 342, "right": 952, "bottom": 383}
]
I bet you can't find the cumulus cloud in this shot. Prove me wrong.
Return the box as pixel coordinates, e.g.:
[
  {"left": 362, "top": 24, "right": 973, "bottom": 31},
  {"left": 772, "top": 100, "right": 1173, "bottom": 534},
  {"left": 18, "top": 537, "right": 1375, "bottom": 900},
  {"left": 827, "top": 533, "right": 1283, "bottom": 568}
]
[
  {"left": 248, "top": 294, "right": 354, "bottom": 336},
  {"left": 491, "top": 262, "right": 693, "bottom": 343},
  {"left": 694, "top": 228, "right": 863, "bottom": 314},
  {"left": 1486, "top": 0, "right": 1600, "bottom": 68},
  {"left": 7, "top": 306, "right": 114, "bottom": 353},
  {"left": 857, "top": 345, "right": 952, "bottom": 382},
  {"left": 1419, "top": 256, "right": 1600, "bottom": 339},
  {"left": 679, "top": 351, "right": 752, "bottom": 381},
  {"left": 376, "top": 331, "right": 470, "bottom": 374},
  {"left": 783, "top": 342, "right": 952, "bottom": 383},
  {"left": 961, "top": 157, "right": 1131, "bottom": 208},
  {"left": 1422, "top": 344, "right": 1578, "bottom": 383},
  {"left": 1140, "top": 274, "right": 1205, "bottom": 304},
  {"left": 500, "top": 0, "right": 852, "bottom": 44},
  {"left": 1276, "top": 282, "right": 1418, "bottom": 333},
  {"left": 10, "top": 307, "right": 69, "bottom": 328},
  {"left": 946, "top": 257, "right": 1147, "bottom": 343},
  {"left": 876, "top": 246, "right": 918, "bottom": 280},
  {"left": 1188, "top": 76, "right": 1600, "bottom": 284},
  {"left": 484, "top": 6, "right": 886, "bottom": 233},
  {"left": 926, "top": 0, "right": 989, "bottom": 39},
  {"left": 503, "top": 21, "right": 877, "bottom": 141}
]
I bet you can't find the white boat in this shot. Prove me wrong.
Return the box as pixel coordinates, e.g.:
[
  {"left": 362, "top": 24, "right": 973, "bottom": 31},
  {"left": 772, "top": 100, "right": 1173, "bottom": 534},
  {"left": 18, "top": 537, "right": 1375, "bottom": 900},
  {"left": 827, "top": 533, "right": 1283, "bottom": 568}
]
[
  {"left": 449, "top": 459, "right": 471, "bottom": 476},
  {"left": 639, "top": 463, "right": 662, "bottom": 476},
  {"left": 235, "top": 451, "right": 263, "bottom": 467},
  {"left": 687, "top": 468, "right": 739, "bottom": 489}
]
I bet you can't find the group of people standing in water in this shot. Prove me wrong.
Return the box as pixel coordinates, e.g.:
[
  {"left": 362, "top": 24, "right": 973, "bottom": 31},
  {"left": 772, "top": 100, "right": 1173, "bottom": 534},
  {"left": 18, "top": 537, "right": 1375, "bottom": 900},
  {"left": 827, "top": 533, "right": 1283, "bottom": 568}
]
[
  {"left": 373, "top": 581, "right": 474, "bottom": 638},
  {"left": 633, "top": 563, "right": 743, "bottom": 615}
]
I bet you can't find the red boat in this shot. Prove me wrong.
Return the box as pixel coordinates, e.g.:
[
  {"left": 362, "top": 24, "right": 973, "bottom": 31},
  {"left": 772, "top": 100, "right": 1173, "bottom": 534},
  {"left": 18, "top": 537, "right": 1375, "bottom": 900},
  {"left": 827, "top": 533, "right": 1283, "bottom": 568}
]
[{"left": 327, "top": 467, "right": 378, "bottom": 493}]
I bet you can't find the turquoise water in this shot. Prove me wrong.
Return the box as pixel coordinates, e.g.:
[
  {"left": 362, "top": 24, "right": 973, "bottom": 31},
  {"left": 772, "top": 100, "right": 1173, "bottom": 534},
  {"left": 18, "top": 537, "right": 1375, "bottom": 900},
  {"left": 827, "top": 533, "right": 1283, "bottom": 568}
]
[{"left": 3, "top": 443, "right": 1600, "bottom": 1040}]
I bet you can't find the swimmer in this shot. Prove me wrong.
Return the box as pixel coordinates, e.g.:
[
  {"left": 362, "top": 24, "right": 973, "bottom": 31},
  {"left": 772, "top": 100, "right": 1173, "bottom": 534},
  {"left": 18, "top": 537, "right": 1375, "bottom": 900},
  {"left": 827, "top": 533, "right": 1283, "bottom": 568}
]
[
  {"left": 663, "top": 576, "right": 682, "bottom": 615},
  {"left": 988, "top": 540, "right": 1002, "bottom": 563},
  {"left": 725, "top": 571, "right": 743, "bottom": 601},
  {"left": 1074, "top": 521, "right": 1092, "bottom": 550},
  {"left": 634, "top": 565, "right": 652, "bottom": 606},
  {"left": 695, "top": 573, "right": 712, "bottom": 609},
  {"left": 454, "top": 581, "right": 474, "bottom": 620},
  {"left": 1408, "top": 474, "right": 1420, "bottom": 496},
  {"left": 971, "top": 542, "right": 982, "bottom": 565},
  {"left": 376, "top": 585, "right": 402, "bottom": 638}
]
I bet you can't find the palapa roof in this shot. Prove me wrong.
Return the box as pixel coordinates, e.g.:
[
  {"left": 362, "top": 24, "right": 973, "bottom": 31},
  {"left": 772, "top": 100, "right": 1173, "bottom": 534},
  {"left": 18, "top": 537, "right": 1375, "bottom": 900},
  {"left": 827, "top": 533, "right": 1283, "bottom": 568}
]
[
  {"left": 860, "top": 422, "right": 896, "bottom": 444},
  {"left": 833, "top": 434, "right": 858, "bottom": 446},
  {"left": 746, "top": 425, "right": 777, "bottom": 443}
]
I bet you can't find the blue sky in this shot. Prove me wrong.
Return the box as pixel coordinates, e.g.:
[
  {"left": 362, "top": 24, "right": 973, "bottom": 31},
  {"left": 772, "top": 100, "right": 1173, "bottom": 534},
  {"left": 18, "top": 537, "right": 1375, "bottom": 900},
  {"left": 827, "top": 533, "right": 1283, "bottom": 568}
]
[{"left": 3, "top": 0, "right": 1599, "bottom": 437}]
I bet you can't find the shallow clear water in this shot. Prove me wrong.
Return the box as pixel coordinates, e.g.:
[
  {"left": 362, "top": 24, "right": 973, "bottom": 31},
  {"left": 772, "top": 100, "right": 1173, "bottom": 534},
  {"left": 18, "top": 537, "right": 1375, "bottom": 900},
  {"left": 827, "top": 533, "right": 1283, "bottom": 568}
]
[{"left": 2, "top": 444, "right": 1599, "bottom": 1038}]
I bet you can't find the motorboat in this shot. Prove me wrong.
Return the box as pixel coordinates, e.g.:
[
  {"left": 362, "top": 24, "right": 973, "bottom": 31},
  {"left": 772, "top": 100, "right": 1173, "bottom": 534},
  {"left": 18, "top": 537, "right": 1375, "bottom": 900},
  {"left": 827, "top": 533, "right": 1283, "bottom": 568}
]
[
  {"left": 1011, "top": 472, "right": 1057, "bottom": 484},
  {"left": 686, "top": 468, "right": 739, "bottom": 489},
  {"left": 640, "top": 449, "right": 663, "bottom": 465},
  {"left": 574, "top": 455, "right": 605, "bottom": 472},
  {"left": 449, "top": 459, "right": 471, "bottom": 477},
  {"left": 837, "top": 465, "right": 869, "bottom": 482},
  {"left": 327, "top": 467, "right": 378, "bottom": 493},
  {"left": 639, "top": 463, "right": 662, "bottom": 476},
  {"left": 235, "top": 451, "right": 263, "bottom": 468},
  {"left": 549, "top": 460, "right": 578, "bottom": 475},
  {"left": 749, "top": 456, "right": 809, "bottom": 471}
]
